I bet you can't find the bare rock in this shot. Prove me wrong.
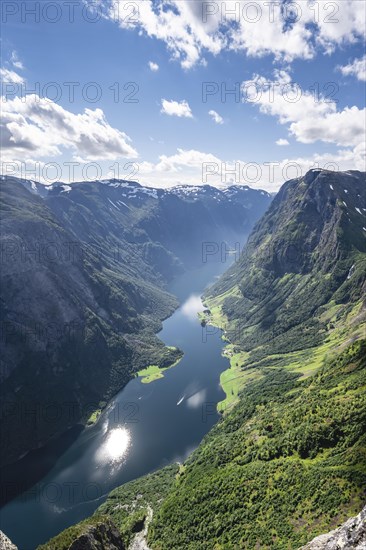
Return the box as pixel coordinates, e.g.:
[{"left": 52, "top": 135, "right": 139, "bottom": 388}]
[
  {"left": 68, "top": 519, "right": 125, "bottom": 550},
  {"left": 0, "top": 531, "right": 18, "bottom": 550},
  {"left": 299, "top": 507, "right": 366, "bottom": 549}
]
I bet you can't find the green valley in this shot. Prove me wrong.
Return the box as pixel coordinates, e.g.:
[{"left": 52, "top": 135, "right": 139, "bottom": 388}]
[{"left": 38, "top": 170, "right": 366, "bottom": 550}]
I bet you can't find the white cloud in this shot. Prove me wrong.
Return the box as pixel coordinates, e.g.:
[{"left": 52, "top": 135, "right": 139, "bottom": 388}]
[
  {"left": 276, "top": 139, "right": 289, "bottom": 146},
  {"left": 290, "top": 106, "right": 366, "bottom": 147},
  {"left": 1, "top": 94, "right": 138, "bottom": 161},
  {"left": 312, "top": 0, "right": 366, "bottom": 54},
  {"left": 105, "top": 0, "right": 224, "bottom": 69},
  {"left": 10, "top": 51, "right": 24, "bottom": 70},
  {"left": 132, "top": 146, "right": 366, "bottom": 192},
  {"left": 0, "top": 68, "right": 24, "bottom": 84},
  {"left": 99, "top": 0, "right": 366, "bottom": 68},
  {"left": 229, "top": 2, "right": 313, "bottom": 61},
  {"left": 135, "top": 148, "right": 222, "bottom": 184},
  {"left": 209, "top": 110, "right": 224, "bottom": 124},
  {"left": 161, "top": 99, "right": 193, "bottom": 118},
  {"left": 148, "top": 61, "right": 159, "bottom": 71},
  {"left": 339, "top": 54, "right": 366, "bottom": 81},
  {"left": 4, "top": 142, "right": 363, "bottom": 191},
  {"left": 242, "top": 71, "right": 366, "bottom": 148}
]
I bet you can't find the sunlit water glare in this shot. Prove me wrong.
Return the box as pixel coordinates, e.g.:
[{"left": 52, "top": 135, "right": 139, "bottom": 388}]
[{"left": 97, "top": 427, "right": 131, "bottom": 465}]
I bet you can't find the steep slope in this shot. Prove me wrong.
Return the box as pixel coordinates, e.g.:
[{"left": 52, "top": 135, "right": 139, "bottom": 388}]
[
  {"left": 207, "top": 169, "right": 366, "bottom": 363},
  {"left": 37, "top": 465, "right": 179, "bottom": 550},
  {"left": 44, "top": 179, "right": 271, "bottom": 270},
  {"left": 0, "top": 178, "right": 179, "bottom": 468},
  {"left": 0, "top": 176, "right": 271, "bottom": 468},
  {"left": 149, "top": 341, "right": 366, "bottom": 549},
  {"left": 38, "top": 516, "right": 126, "bottom": 550}
]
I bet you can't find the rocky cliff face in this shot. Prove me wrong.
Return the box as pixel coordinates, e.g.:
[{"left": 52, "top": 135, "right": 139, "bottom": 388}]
[
  {"left": 67, "top": 519, "right": 125, "bottom": 550},
  {"left": 0, "top": 530, "right": 18, "bottom": 550},
  {"left": 299, "top": 506, "right": 366, "bottom": 549}
]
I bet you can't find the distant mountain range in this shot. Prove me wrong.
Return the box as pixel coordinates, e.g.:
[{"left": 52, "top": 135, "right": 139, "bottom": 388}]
[{"left": 0, "top": 176, "right": 271, "bottom": 467}]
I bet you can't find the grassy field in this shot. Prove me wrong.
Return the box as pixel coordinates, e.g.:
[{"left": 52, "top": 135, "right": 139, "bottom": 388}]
[
  {"left": 204, "top": 291, "right": 366, "bottom": 413},
  {"left": 86, "top": 409, "right": 102, "bottom": 426},
  {"left": 137, "top": 353, "right": 182, "bottom": 384}
]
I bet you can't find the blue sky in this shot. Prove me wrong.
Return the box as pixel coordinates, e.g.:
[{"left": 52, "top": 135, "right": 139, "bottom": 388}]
[{"left": 1, "top": 0, "right": 365, "bottom": 190}]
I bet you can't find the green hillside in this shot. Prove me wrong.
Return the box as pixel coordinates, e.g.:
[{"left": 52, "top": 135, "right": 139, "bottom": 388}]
[{"left": 36, "top": 170, "right": 366, "bottom": 549}]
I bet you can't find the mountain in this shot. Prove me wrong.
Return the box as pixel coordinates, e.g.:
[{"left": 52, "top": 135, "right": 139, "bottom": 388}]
[
  {"left": 34, "top": 178, "right": 272, "bottom": 269},
  {"left": 40, "top": 169, "right": 366, "bottom": 549},
  {"left": 0, "top": 178, "right": 179, "bottom": 469},
  {"left": 206, "top": 169, "right": 366, "bottom": 363},
  {"left": 0, "top": 176, "right": 271, "bottom": 468}
]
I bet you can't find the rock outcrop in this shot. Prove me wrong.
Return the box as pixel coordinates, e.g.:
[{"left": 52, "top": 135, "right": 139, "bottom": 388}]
[
  {"left": 0, "top": 530, "right": 18, "bottom": 550},
  {"left": 68, "top": 519, "right": 125, "bottom": 550},
  {"left": 299, "top": 506, "right": 366, "bottom": 549}
]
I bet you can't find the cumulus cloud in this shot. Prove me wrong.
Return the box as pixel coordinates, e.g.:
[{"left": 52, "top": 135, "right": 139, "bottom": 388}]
[
  {"left": 135, "top": 149, "right": 222, "bottom": 183},
  {"left": 242, "top": 71, "right": 366, "bottom": 148},
  {"left": 313, "top": 0, "right": 366, "bottom": 54},
  {"left": 290, "top": 106, "right": 366, "bottom": 147},
  {"left": 0, "top": 68, "right": 25, "bottom": 84},
  {"left": 1, "top": 95, "right": 138, "bottom": 161},
  {"left": 99, "top": 0, "right": 366, "bottom": 68},
  {"left": 104, "top": 0, "right": 224, "bottom": 69},
  {"left": 276, "top": 139, "right": 289, "bottom": 146},
  {"left": 148, "top": 61, "right": 159, "bottom": 71},
  {"left": 130, "top": 146, "right": 365, "bottom": 192},
  {"left": 209, "top": 110, "right": 224, "bottom": 124},
  {"left": 338, "top": 54, "right": 366, "bottom": 81},
  {"left": 161, "top": 99, "right": 193, "bottom": 118}
]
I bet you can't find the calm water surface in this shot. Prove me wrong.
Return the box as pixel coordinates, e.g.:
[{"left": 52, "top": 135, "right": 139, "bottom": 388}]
[{"left": 0, "top": 260, "right": 233, "bottom": 549}]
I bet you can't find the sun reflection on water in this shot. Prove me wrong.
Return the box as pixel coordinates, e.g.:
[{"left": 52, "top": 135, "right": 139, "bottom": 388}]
[
  {"left": 181, "top": 294, "right": 204, "bottom": 320},
  {"left": 97, "top": 427, "right": 131, "bottom": 465}
]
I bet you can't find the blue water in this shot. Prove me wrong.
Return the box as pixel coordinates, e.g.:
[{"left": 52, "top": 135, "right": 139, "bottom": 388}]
[{"left": 0, "top": 260, "right": 232, "bottom": 549}]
